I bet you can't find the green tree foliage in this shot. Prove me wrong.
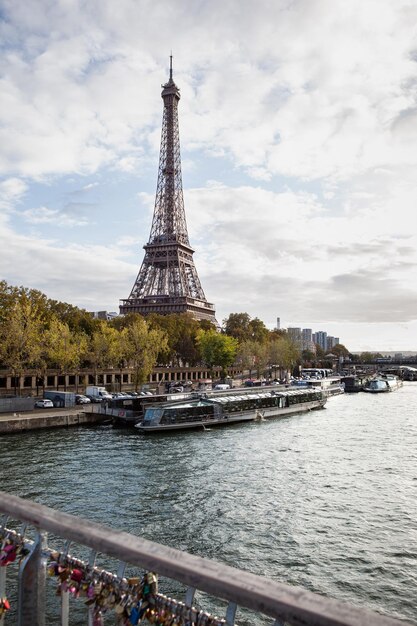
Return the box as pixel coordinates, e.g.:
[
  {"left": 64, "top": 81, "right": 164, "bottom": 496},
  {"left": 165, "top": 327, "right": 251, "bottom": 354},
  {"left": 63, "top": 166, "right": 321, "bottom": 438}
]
[
  {"left": 301, "top": 349, "right": 316, "bottom": 364},
  {"left": 89, "top": 322, "right": 122, "bottom": 383},
  {"left": 269, "top": 337, "right": 301, "bottom": 376},
  {"left": 359, "top": 351, "right": 383, "bottom": 363},
  {"left": 44, "top": 318, "right": 88, "bottom": 382},
  {"left": 327, "top": 343, "right": 351, "bottom": 358},
  {"left": 237, "top": 340, "right": 269, "bottom": 378},
  {"left": 196, "top": 329, "right": 238, "bottom": 378},
  {"left": 0, "top": 282, "right": 49, "bottom": 327},
  {"left": 120, "top": 317, "right": 168, "bottom": 390},
  {"left": 148, "top": 313, "right": 203, "bottom": 366},
  {"left": 223, "top": 312, "right": 269, "bottom": 344},
  {"left": 47, "top": 300, "right": 100, "bottom": 336},
  {"left": 109, "top": 312, "right": 143, "bottom": 331},
  {"left": 236, "top": 340, "right": 256, "bottom": 379},
  {"left": 248, "top": 317, "right": 270, "bottom": 344},
  {"left": 223, "top": 313, "right": 252, "bottom": 342},
  {"left": 0, "top": 299, "right": 44, "bottom": 393}
]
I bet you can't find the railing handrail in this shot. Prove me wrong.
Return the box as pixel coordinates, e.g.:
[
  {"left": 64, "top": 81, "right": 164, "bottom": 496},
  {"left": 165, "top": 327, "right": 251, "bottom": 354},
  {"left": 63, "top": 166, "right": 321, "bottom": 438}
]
[{"left": 0, "top": 492, "right": 410, "bottom": 626}]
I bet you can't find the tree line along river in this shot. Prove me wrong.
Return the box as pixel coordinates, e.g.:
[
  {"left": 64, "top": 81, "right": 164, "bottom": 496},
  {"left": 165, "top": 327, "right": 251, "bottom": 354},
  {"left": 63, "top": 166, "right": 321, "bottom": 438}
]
[{"left": 1, "top": 383, "right": 417, "bottom": 624}]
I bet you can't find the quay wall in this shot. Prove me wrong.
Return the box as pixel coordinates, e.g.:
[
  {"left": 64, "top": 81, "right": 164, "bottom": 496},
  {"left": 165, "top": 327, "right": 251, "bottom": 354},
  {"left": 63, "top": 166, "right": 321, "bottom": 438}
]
[{"left": 0, "top": 411, "right": 106, "bottom": 435}]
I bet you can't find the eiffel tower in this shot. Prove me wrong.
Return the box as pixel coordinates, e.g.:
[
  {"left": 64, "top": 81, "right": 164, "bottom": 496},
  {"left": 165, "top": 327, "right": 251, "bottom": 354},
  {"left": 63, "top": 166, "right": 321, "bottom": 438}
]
[{"left": 120, "top": 58, "right": 217, "bottom": 324}]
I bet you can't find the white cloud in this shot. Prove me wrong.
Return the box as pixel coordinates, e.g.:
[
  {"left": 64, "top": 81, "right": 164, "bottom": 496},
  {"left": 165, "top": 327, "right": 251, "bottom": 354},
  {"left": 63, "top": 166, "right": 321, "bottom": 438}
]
[
  {"left": 0, "top": 220, "right": 136, "bottom": 310},
  {"left": 22, "top": 206, "right": 89, "bottom": 227},
  {"left": 0, "top": 177, "right": 27, "bottom": 210},
  {"left": 1, "top": 0, "right": 417, "bottom": 349},
  {"left": 184, "top": 182, "right": 417, "bottom": 332}
]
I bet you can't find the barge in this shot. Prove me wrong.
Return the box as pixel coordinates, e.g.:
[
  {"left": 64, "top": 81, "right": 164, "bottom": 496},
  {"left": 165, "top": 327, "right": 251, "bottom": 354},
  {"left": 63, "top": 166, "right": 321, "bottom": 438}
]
[{"left": 135, "top": 387, "right": 327, "bottom": 432}]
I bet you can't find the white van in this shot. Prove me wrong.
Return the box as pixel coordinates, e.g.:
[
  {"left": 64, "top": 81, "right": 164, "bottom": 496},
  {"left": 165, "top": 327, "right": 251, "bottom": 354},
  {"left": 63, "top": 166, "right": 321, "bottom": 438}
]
[{"left": 214, "top": 384, "right": 231, "bottom": 390}]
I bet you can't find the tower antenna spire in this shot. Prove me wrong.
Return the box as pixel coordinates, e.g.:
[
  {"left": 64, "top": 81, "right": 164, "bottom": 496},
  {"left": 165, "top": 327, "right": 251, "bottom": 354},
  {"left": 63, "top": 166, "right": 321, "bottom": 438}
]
[{"left": 170, "top": 53, "right": 173, "bottom": 80}]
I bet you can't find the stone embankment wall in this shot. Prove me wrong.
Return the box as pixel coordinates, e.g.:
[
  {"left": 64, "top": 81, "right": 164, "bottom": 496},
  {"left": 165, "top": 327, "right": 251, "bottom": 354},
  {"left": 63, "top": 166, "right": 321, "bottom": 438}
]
[{"left": 0, "top": 411, "right": 106, "bottom": 435}]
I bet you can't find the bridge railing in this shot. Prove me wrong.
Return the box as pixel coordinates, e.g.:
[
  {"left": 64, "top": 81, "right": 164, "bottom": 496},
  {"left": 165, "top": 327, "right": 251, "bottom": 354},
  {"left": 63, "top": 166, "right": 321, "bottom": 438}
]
[{"left": 0, "top": 492, "right": 409, "bottom": 626}]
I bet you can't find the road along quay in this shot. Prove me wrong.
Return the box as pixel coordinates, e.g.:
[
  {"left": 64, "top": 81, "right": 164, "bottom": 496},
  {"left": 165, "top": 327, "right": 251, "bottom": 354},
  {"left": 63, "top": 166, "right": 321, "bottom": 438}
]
[{"left": 0, "top": 406, "right": 107, "bottom": 435}]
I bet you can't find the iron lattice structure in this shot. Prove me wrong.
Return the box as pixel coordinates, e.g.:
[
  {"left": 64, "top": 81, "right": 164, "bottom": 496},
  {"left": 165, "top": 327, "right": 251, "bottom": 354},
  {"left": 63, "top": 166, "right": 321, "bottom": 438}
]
[{"left": 120, "top": 59, "right": 217, "bottom": 324}]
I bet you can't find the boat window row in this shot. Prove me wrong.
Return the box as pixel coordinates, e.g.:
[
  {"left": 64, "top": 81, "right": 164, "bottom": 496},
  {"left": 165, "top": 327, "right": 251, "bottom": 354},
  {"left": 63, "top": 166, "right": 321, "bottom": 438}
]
[
  {"left": 209, "top": 389, "right": 322, "bottom": 412},
  {"left": 160, "top": 403, "right": 216, "bottom": 424}
]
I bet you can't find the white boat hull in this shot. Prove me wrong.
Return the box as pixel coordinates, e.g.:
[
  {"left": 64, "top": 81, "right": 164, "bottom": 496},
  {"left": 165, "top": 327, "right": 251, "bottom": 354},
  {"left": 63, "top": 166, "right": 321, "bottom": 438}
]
[{"left": 136, "top": 398, "right": 326, "bottom": 432}]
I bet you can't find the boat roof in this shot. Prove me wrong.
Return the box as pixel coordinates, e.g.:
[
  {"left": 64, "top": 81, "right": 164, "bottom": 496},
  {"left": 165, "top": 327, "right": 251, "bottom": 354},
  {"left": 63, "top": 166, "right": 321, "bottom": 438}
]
[{"left": 147, "top": 387, "right": 321, "bottom": 411}]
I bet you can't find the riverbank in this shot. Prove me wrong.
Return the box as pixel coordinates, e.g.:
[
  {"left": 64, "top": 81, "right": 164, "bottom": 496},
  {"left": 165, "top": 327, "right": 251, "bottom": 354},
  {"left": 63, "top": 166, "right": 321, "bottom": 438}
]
[{"left": 0, "top": 408, "right": 107, "bottom": 434}]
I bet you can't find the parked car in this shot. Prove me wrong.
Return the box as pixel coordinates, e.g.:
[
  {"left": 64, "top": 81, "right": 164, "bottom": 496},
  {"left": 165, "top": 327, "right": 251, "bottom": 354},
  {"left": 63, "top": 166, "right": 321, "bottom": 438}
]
[
  {"left": 75, "top": 394, "right": 91, "bottom": 405},
  {"left": 86, "top": 395, "right": 103, "bottom": 403},
  {"left": 34, "top": 399, "right": 54, "bottom": 409}
]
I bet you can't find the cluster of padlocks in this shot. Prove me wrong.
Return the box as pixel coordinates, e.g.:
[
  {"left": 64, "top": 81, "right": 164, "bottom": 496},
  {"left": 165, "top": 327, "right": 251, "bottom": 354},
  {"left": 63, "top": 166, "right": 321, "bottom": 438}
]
[
  {"left": 0, "top": 529, "right": 30, "bottom": 617},
  {"left": 0, "top": 527, "right": 227, "bottom": 625},
  {"left": 47, "top": 549, "right": 226, "bottom": 625}
]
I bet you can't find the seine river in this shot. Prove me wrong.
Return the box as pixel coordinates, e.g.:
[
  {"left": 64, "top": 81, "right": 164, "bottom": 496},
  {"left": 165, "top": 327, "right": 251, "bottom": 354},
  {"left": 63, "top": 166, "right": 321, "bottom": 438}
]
[{"left": 1, "top": 383, "right": 417, "bottom": 624}]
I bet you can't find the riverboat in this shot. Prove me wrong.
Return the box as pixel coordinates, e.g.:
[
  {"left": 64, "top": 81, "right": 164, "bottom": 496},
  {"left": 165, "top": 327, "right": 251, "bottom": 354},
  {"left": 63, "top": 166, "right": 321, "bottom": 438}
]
[
  {"left": 292, "top": 375, "right": 345, "bottom": 397},
  {"left": 340, "top": 374, "right": 374, "bottom": 393},
  {"left": 363, "top": 374, "right": 403, "bottom": 393},
  {"left": 103, "top": 391, "right": 193, "bottom": 427},
  {"left": 135, "top": 387, "right": 327, "bottom": 432}
]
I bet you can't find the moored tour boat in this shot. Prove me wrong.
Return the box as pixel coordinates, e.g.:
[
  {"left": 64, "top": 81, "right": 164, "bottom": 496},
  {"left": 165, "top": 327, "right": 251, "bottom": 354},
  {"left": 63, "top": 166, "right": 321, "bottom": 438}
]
[
  {"left": 292, "top": 375, "right": 345, "bottom": 397},
  {"left": 340, "top": 374, "right": 374, "bottom": 393},
  {"left": 135, "top": 388, "right": 327, "bottom": 432},
  {"left": 363, "top": 374, "right": 403, "bottom": 393}
]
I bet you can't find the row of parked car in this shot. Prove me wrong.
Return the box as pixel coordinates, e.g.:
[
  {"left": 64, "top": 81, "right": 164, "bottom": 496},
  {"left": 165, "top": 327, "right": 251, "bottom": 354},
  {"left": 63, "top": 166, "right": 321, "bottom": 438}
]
[
  {"left": 33, "top": 390, "right": 155, "bottom": 409},
  {"left": 76, "top": 392, "right": 154, "bottom": 405},
  {"left": 77, "top": 391, "right": 154, "bottom": 404}
]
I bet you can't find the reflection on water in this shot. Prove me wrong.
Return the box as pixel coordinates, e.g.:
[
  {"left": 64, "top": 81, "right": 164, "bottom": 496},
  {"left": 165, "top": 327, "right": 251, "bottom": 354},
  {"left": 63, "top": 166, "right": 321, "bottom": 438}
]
[{"left": 1, "top": 384, "right": 417, "bottom": 624}]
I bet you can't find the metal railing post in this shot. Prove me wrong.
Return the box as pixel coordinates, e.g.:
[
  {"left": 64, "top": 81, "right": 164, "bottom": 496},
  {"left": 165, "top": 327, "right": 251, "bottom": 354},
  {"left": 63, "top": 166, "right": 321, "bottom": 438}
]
[
  {"left": 0, "top": 567, "right": 6, "bottom": 626},
  {"left": 87, "top": 549, "right": 97, "bottom": 626},
  {"left": 225, "top": 601, "right": 237, "bottom": 625},
  {"left": 17, "top": 530, "right": 47, "bottom": 626}
]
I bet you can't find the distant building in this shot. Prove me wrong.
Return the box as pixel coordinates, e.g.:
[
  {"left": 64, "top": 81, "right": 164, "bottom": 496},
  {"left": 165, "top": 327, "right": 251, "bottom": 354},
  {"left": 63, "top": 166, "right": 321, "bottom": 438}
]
[
  {"left": 326, "top": 336, "right": 340, "bottom": 351},
  {"left": 288, "top": 327, "right": 302, "bottom": 349},
  {"left": 276, "top": 317, "right": 281, "bottom": 330},
  {"left": 90, "top": 311, "right": 119, "bottom": 321},
  {"left": 286, "top": 326, "right": 342, "bottom": 354},
  {"left": 313, "top": 331, "right": 328, "bottom": 351}
]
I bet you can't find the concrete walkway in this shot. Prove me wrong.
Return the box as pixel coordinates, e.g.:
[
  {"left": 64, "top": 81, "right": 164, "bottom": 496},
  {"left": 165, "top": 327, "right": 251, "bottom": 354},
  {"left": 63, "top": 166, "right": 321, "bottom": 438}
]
[{"left": 0, "top": 406, "right": 107, "bottom": 434}]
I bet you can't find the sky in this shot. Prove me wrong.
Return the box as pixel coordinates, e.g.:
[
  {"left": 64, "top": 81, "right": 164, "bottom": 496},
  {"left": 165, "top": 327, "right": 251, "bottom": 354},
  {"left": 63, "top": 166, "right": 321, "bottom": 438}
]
[{"left": 1, "top": 0, "right": 417, "bottom": 352}]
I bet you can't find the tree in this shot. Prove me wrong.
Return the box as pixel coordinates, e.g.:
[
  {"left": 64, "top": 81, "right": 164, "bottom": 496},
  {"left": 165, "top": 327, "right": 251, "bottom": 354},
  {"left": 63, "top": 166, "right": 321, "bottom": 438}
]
[
  {"left": 237, "top": 340, "right": 269, "bottom": 378},
  {"left": 44, "top": 318, "right": 88, "bottom": 388},
  {"left": 222, "top": 313, "right": 252, "bottom": 342},
  {"left": 89, "top": 322, "right": 122, "bottom": 383},
  {"left": 236, "top": 341, "right": 257, "bottom": 380},
  {"left": 223, "top": 313, "right": 269, "bottom": 344},
  {"left": 120, "top": 317, "right": 168, "bottom": 390},
  {"left": 0, "top": 299, "right": 44, "bottom": 394},
  {"left": 301, "top": 349, "right": 316, "bottom": 365},
  {"left": 196, "top": 329, "right": 238, "bottom": 379},
  {"left": 329, "top": 343, "right": 351, "bottom": 358},
  {"left": 248, "top": 317, "right": 269, "bottom": 344},
  {"left": 268, "top": 337, "right": 301, "bottom": 380},
  {"left": 147, "top": 313, "right": 202, "bottom": 366},
  {"left": 47, "top": 299, "right": 100, "bottom": 336},
  {"left": 359, "top": 351, "right": 383, "bottom": 363}
]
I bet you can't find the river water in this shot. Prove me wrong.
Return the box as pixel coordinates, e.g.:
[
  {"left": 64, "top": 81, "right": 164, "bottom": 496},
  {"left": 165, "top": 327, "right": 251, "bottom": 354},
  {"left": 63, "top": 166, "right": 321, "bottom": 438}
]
[{"left": 1, "top": 383, "right": 417, "bottom": 624}]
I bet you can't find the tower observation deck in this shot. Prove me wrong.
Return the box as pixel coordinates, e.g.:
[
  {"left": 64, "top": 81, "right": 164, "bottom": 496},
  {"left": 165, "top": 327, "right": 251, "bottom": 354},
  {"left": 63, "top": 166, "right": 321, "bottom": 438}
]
[{"left": 120, "top": 58, "right": 217, "bottom": 324}]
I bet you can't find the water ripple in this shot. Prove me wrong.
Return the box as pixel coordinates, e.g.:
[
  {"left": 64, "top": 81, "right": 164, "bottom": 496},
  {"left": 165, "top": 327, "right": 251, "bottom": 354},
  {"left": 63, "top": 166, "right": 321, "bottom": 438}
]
[{"left": 1, "top": 384, "right": 417, "bottom": 623}]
